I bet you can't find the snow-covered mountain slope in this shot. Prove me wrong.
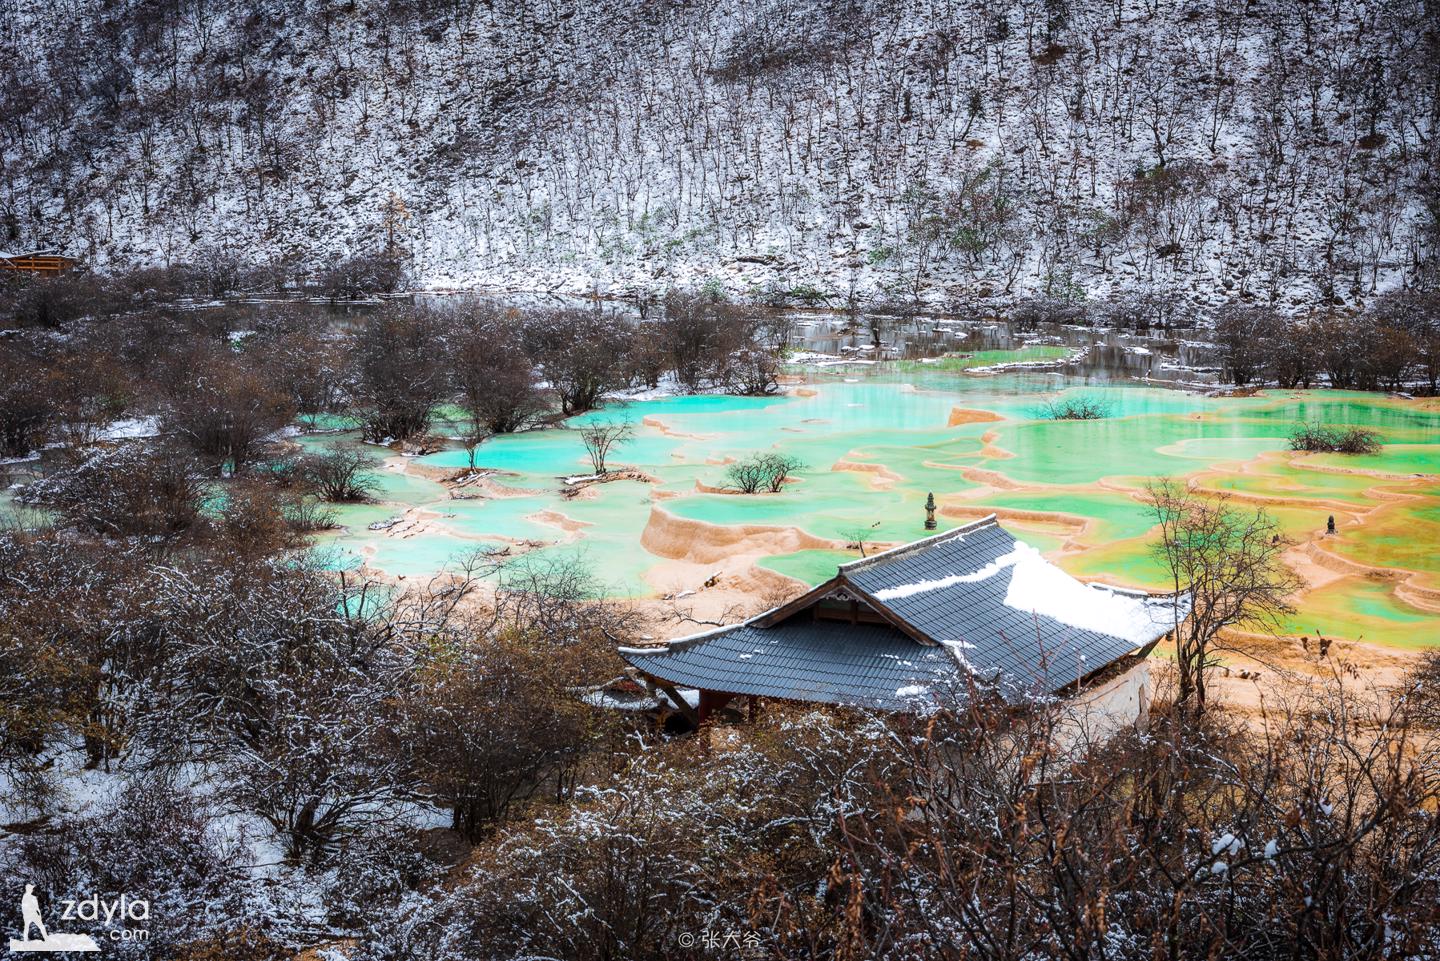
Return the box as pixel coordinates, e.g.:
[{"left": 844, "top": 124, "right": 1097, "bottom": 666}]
[{"left": 2, "top": 0, "right": 1436, "bottom": 307}]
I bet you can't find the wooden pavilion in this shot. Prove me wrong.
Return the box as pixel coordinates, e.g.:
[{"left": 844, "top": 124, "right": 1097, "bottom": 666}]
[{"left": 619, "top": 515, "right": 1188, "bottom": 729}]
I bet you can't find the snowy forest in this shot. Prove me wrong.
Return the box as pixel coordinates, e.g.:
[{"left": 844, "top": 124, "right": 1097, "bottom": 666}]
[{"left": 2, "top": 0, "right": 1437, "bottom": 306}]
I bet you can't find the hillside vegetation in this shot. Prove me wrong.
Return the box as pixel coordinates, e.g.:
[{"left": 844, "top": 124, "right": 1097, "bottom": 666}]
[{"left": 2, "top": 0, "right": 1436, "bottom": 305}]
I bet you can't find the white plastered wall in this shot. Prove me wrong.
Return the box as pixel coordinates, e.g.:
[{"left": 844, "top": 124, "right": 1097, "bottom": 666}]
[{"left": 1053, "top": 656, "right": 1152, "bottom": 754}]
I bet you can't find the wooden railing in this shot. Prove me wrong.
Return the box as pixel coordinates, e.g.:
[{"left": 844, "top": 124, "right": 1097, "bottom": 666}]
[{"left": 0, "top": 255, "right": 76, "bottom": 274}]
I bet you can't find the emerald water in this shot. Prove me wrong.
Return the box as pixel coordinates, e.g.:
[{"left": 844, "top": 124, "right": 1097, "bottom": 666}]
[{"left": 313, "top": 374, "right": 1440, "bottom": 648}]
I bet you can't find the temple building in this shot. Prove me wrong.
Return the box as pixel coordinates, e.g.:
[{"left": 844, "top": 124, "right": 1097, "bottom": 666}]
[{"left": 618, "top": 515, "right": 1188, "bottom": 731}]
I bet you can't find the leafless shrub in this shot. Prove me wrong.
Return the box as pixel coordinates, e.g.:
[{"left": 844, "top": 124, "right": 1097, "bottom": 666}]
[
  {"left": 19, "top": 442, "right": 208, "bottom": 540},
  {"left": 1405, "top": 650, "right": 1440, "bottom": 729},
  {"left": 1039, "top": 394, "right": 1111, "bottom": 420},
  {"left": 1289, "top": 421, "right": 1383, "bottom": 454},
  {"left": 6, "top": 780, "right": 263, "bottom": 956},
  {"left": 316, "top": 252, "right": 406, "bottom": 300},
  {"left": 492, "top": 553, "right": 639, "bottom": 647},
  {"left": 215, "top": 479, "right": 306, "bottom": 556},
  {"left": 281, "top": 494, "right": 337, "bottom": 533},
  {"left": 724, "top": 451, "right": 804, "bottom": 493},
  {"left": 0, "top": 271, "right": 112, "bottom": 329},
  {"left": 139, "top": 556, "right": 496, "bottom": 861},
  {"left": 1267, "top": 321, "right": 1322, "bottom": 389},
  {"left": 1010, "top": 294, "right": 1089, "bottom": 328},
  {"left": 297, "top": 448, "right": 380, "bottom": 502},
  {"left": 49, "top": 347, "right": 133, "bottom": 449},
  {"left": 369, "top": 671, "right": 1440, "bottom": 961},
  {"left": 833, "top": 677, "right": 1440, "bottom": 961},
  {"left": 724, "top": 456, "right": 769, "bottom": 494}
]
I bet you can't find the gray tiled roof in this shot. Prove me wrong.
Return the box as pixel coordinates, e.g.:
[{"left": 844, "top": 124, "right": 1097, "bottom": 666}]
[
  {"left": 621, "top": 517, "right": 1186, "bottom": 709},
  {"left": 621, "top": 618, "right": 969, "bottom": 710},
  {"left": 844, "top": 520, "right": 1179, "bottom": 692}
]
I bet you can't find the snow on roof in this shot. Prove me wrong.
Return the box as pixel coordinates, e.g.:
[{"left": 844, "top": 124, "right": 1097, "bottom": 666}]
[{"left": 875, "top": 539, "right": 1177, "bottom": 646}]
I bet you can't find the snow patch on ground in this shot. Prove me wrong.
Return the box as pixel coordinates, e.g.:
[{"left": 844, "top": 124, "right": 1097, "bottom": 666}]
[{"left": 96, "top": 416, "right": 161, "bottom": 441}]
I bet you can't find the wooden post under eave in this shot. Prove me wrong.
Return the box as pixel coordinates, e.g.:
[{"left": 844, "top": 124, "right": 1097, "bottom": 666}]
[
  {"left": 698, "top": 689, "right": 736, "bottom": 723},
  {"left": 655, "top": 681, "right": 699, "bottom": 727}
]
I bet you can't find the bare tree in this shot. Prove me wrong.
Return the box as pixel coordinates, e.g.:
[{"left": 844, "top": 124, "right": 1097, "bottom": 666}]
[
  {"left": 657, "top": 292, "right": 760, "bottom": 390},
  {"left": 1147, "top": 479, "right": 1303, "bottom": 714},
  {"left": 161, "top": 348, "right": 295, "bottom": 474},
  {"left": 577, "top": 418, "right": 633, "bottom": 475},
  {"left": 459, "top": 426, "right": 487, "bottom": 472},
  {"left": 758, "top": 452, "right": 803, "bottom": 492},
  {"left": 845, "top": 520, "right": 882, "bottom": 557},
  {"left": 267, "top": 332, "right": 348, "bottom": 431},
  {"left": 724, "top": 455, "right": 770, "bottom": 494},
  {"left": 531, "top": 309, "right": 632, "bottom": 416},
  {"left": 1266, "top": 321, "right": 1321, "bottom": 389},
  {"left": 297, "top": 448, "right": 381, "bottom": 502},
  {"left": 350, "top": 306, "right": 446, "bottom": 442},
  {"left": 0, "top": 344, "right": 54, "bottom": 458},
  {"left": 449, "top": 309, "right": 547, "bottom": 435},
  {"left": 725, "top": 451, "right": 804, "bottom": 493},
  {"left": 317, "top": 252, "right": 406, "bottom": 301},
  {"left": 719, "top": 346, "right": 781, "bottom": 396},
  {"left": 1214, "top": 303, "right": 1279, "bottom": 386}
]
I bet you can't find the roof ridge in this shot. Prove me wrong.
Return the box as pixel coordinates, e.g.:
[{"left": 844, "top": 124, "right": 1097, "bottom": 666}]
[
  {"left": 1083, "top": 581, "right": 1191, "bottom": 601},
  {"left": 838, "top": 514, "right": 999, "bottom": 572}
]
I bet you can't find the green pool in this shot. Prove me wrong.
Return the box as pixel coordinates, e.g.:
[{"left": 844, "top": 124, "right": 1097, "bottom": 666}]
[{"left": 306, "top": 374, "right": 1440, "bottom": 648}]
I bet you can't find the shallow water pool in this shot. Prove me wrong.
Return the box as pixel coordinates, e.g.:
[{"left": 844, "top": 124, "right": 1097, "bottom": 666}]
[{"left": 310, "top": 374, "right": 1440, "bottom": 648}]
